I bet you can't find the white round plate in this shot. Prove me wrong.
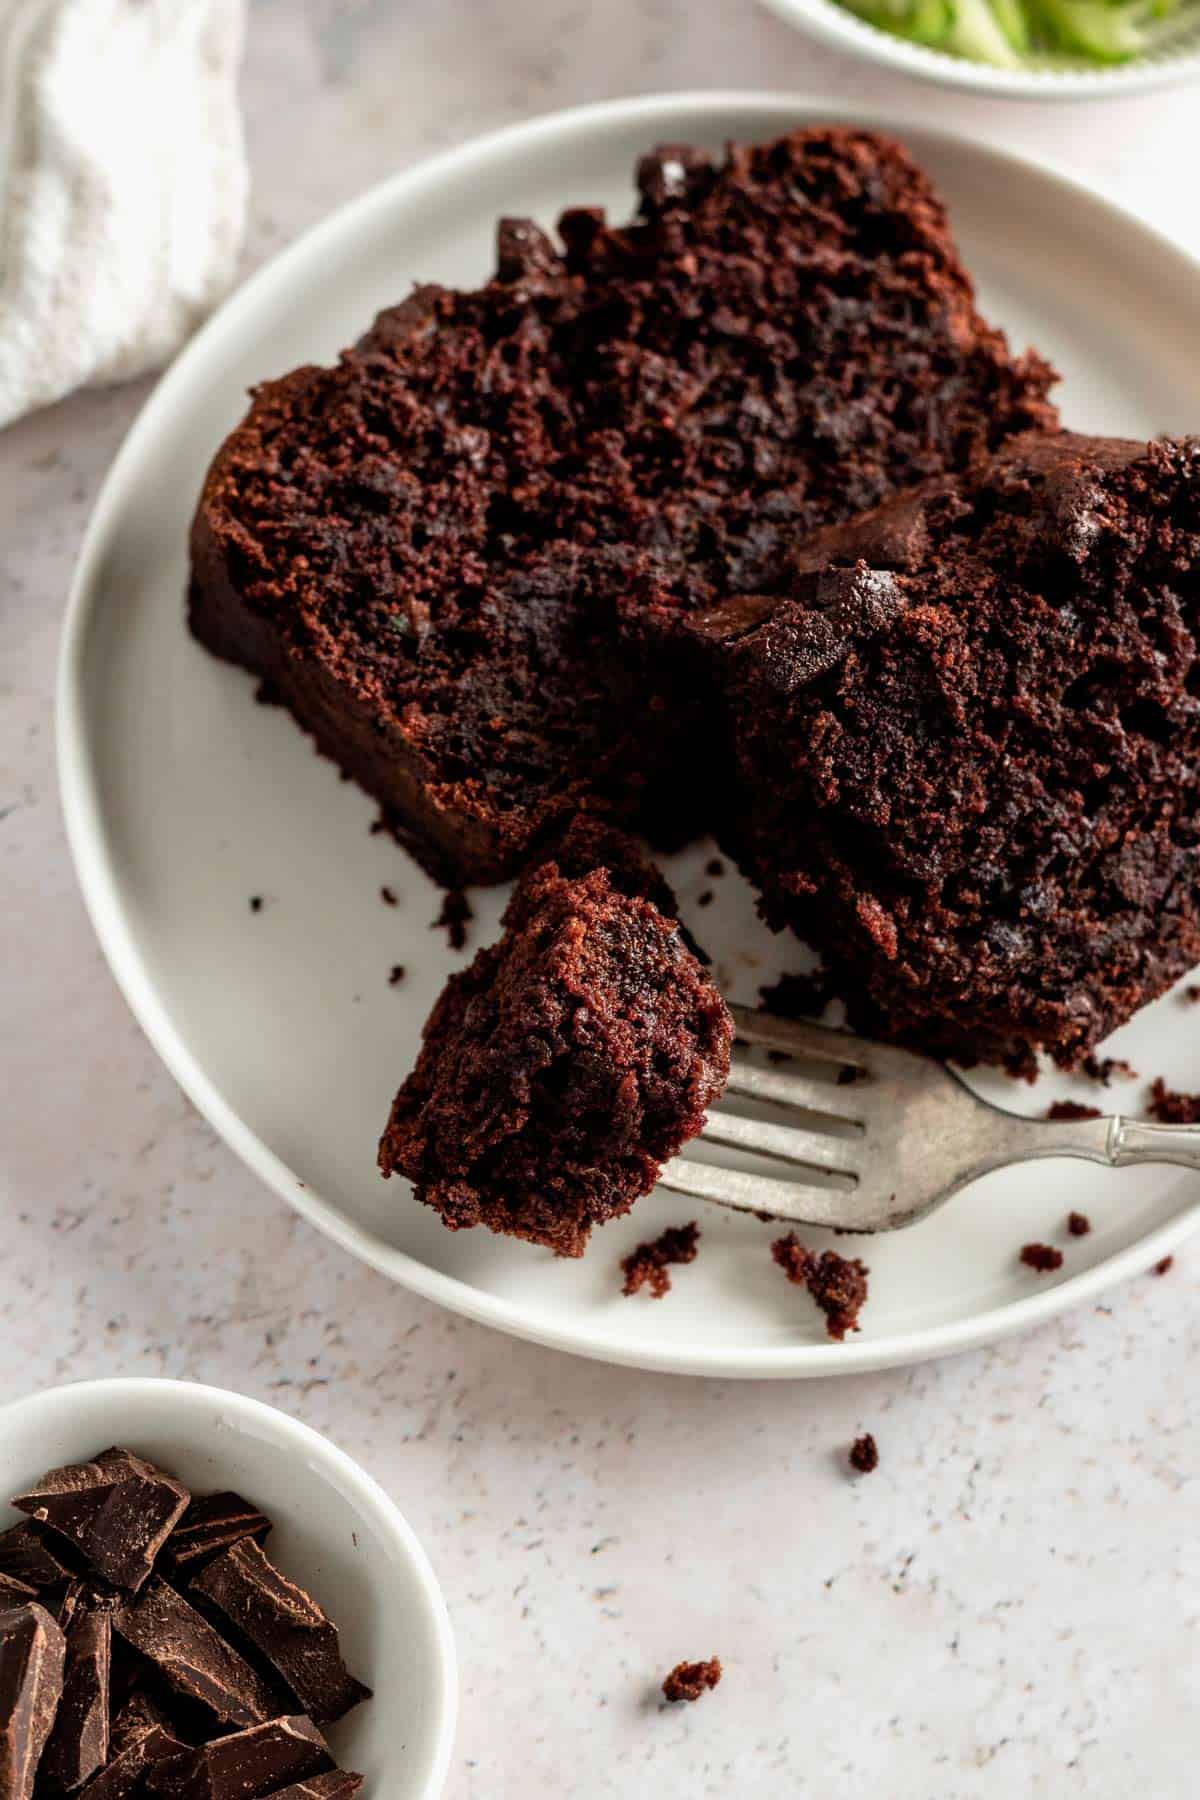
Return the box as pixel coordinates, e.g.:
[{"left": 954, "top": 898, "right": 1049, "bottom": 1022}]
[
  {"left": 60, "top": 93, "right": 1200, "bottom": 1380},
  {"left": 0, "top": 1379, "right": 457, "bottom": 1799},
  {"left": 761, "top": 0, "right": 1200, "bottom": 99}
]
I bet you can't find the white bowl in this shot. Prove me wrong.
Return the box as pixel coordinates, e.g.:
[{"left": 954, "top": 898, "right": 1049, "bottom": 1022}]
[
  {"left": 761, "top": 0, "right": 1200, "bottom": 96},
  {"left": 0, "top": 1379, "right": 457, "bottom": 1799}
]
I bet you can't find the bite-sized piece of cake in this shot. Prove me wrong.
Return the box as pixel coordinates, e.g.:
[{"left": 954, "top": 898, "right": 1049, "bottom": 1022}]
[
  {"left": 379, "top": 827, "right": 732, "bottom": 1256},
  {"left": 190, "top": 127, "right": 1056, "bottom": 887},
  {"left": 697, "top": 433, "right": 1200, "bottom": 1072}
]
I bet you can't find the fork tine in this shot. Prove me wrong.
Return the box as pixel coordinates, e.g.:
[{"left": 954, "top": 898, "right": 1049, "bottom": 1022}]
[
  {"left": 728, "top": 1004, "right": 872, "bottom": 1069},
  {"left": 724, "top": 1060, "right": 865, "bottom": 1124},
  {"left": 658, "top": 1157, "right": 858, "bottom": 1227},
  {"left": 701, "top": 1109, "right": 860, "bottom": 1176}
]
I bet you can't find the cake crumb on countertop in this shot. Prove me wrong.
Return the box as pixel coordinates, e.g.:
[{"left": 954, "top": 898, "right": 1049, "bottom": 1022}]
[
  {"left": 662, "top": 1657, "right": 722, "bottom": 1704},
  {"left": 849, "top": 1434, "right": 878, "bottom": 1474}
]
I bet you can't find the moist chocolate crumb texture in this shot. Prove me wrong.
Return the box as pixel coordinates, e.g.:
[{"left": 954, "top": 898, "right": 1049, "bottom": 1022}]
[
  {"left": 189, "top": 127, "right": 1055, "bottom": 889},
  {"left": 379, "top": 821, "right": 733, "bottom": 1255},
  {"left": 0, "top": 1451, "right": 369, "bottom": 1798},
  {"left": 696, "top": 433, "right": 1200, "bottom": 1072},
  {"left": 661, "top": 1657, "right": 722, "bottom": 1703},
  {"left": 771, "top": 1233, "right": 870, "bottom": 1339},
  {"left": 620, "top": 1221, "right": 701, "bottom": 1298}
]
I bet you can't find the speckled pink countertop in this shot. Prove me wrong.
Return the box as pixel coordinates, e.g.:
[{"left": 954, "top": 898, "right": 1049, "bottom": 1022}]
[{"left": 3, "top": 6, "right": 1199, "bottom": 1793}]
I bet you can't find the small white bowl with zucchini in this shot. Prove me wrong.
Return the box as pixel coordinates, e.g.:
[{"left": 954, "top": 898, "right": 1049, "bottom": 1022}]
[{"left": 762, "top": 0, "right": 1200, "bottom": 95}]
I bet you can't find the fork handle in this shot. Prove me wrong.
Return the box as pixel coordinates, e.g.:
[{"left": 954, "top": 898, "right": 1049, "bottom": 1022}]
[
  {"left": 1109, "top": 1116, "right": 1200, "bottom": 1169},
  {"left": 985, "top": 1110, "right": 1200, "bottom": 1174}
]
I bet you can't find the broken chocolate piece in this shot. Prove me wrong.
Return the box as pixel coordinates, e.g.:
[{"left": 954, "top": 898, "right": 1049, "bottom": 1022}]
[
  {"left": 114, "top": 1579, "right": 285, "bottom": 1727},
  {"left": 75, "top": 1714, "right": 186, "bottom": 1800},
  {"left": 39, "top": 1606, "right": 111, "bottom": 1791},
  {"left": 162, "top": 1494, "right": 272, "bottom": 1576},
  {"left": 109, "top": 1689, "right": 178, "bottom": 1753},
  {"left": 0, "top": 1522, "right": 79, "bottom": 1592},
  {"left": 0, "top": 1601, "right": 66, "bottom": 1800},
  {"left": 12, "top": 1448, "right": 189, "bottom": 1591},
  {"left": 0, "top": 1572, "right": 36, "bottom": 1609},
  {"left": 264, "top": 1776, "right": 364, "bottom": 1799},
  {"left": 193, "top": 1540, "right": 371, "bottom": 1724},
  {"left": 144, "top": 1715, "right": 333, "bottom": 1800}
]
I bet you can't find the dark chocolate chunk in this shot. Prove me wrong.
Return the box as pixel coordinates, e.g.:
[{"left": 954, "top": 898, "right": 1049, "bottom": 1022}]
[
  {"left": 53, "top": 1581, "right": 84, "bottom": 1633},
  {"left": 193, "top": 1540, "right": 371, "bottom": 1725},
  {"left": 161, "top": 1494, "right": 272, "bottom": 1576},
  {"left": 109, "top": 1689, "right": 179, "bottom": 1754},
  {"left": 0, "top": 1571, "right": 36, "bottom": 1609},
  {"left": 12, "top": 1448, "right": 189, "bottom": 1591},
  {"left": 0, "top": 1522, "right": 79, "bottom": 1592},
  {"left": 39, "top": 1606, "right": 111, "bottom": 1791},
  {"left": 264, "top": 1776, "right": 364, "bottom": 1799},
  {"left": 144, "top": 1715, "right": 333, "bottom": 1800},
  {"left": 74, "top": 1707, "right": 187, "bottom": 1800},
  {"left": 0, "top": 1601, "right": 66, "bottom": 1800},
  {"left": 113, "top": 1579, "right": 285, "bottom": 1728}
]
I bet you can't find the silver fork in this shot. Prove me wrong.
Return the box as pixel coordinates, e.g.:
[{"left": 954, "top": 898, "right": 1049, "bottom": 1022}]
[{"left": 658, "top": 1004, "right": 1200, "bottom": 1231}]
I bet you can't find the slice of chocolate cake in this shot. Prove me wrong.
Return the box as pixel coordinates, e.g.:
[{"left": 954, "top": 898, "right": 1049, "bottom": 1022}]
[
  {"left": 697, "top": 432, "right": 1200, "bottom": 1071},
  {"left": 378, "top": 824, "right": 733, "bottom": 1255},
  {"left": 190, "top": 127, "right": 1056, "bottom": 886}
]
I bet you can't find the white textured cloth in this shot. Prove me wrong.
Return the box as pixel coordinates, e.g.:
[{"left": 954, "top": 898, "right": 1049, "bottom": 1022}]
[{"left": 0, "top": 0, "right": 246, "bottom": 428}]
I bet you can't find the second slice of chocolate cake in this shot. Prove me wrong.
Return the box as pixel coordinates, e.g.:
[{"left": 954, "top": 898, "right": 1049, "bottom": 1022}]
[
  {"left": 378, "top": 824, "right": 733, "bottom": 1255},
  {"left": 696, "top": 431, "right": 1200, "bottom": 1072}
]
